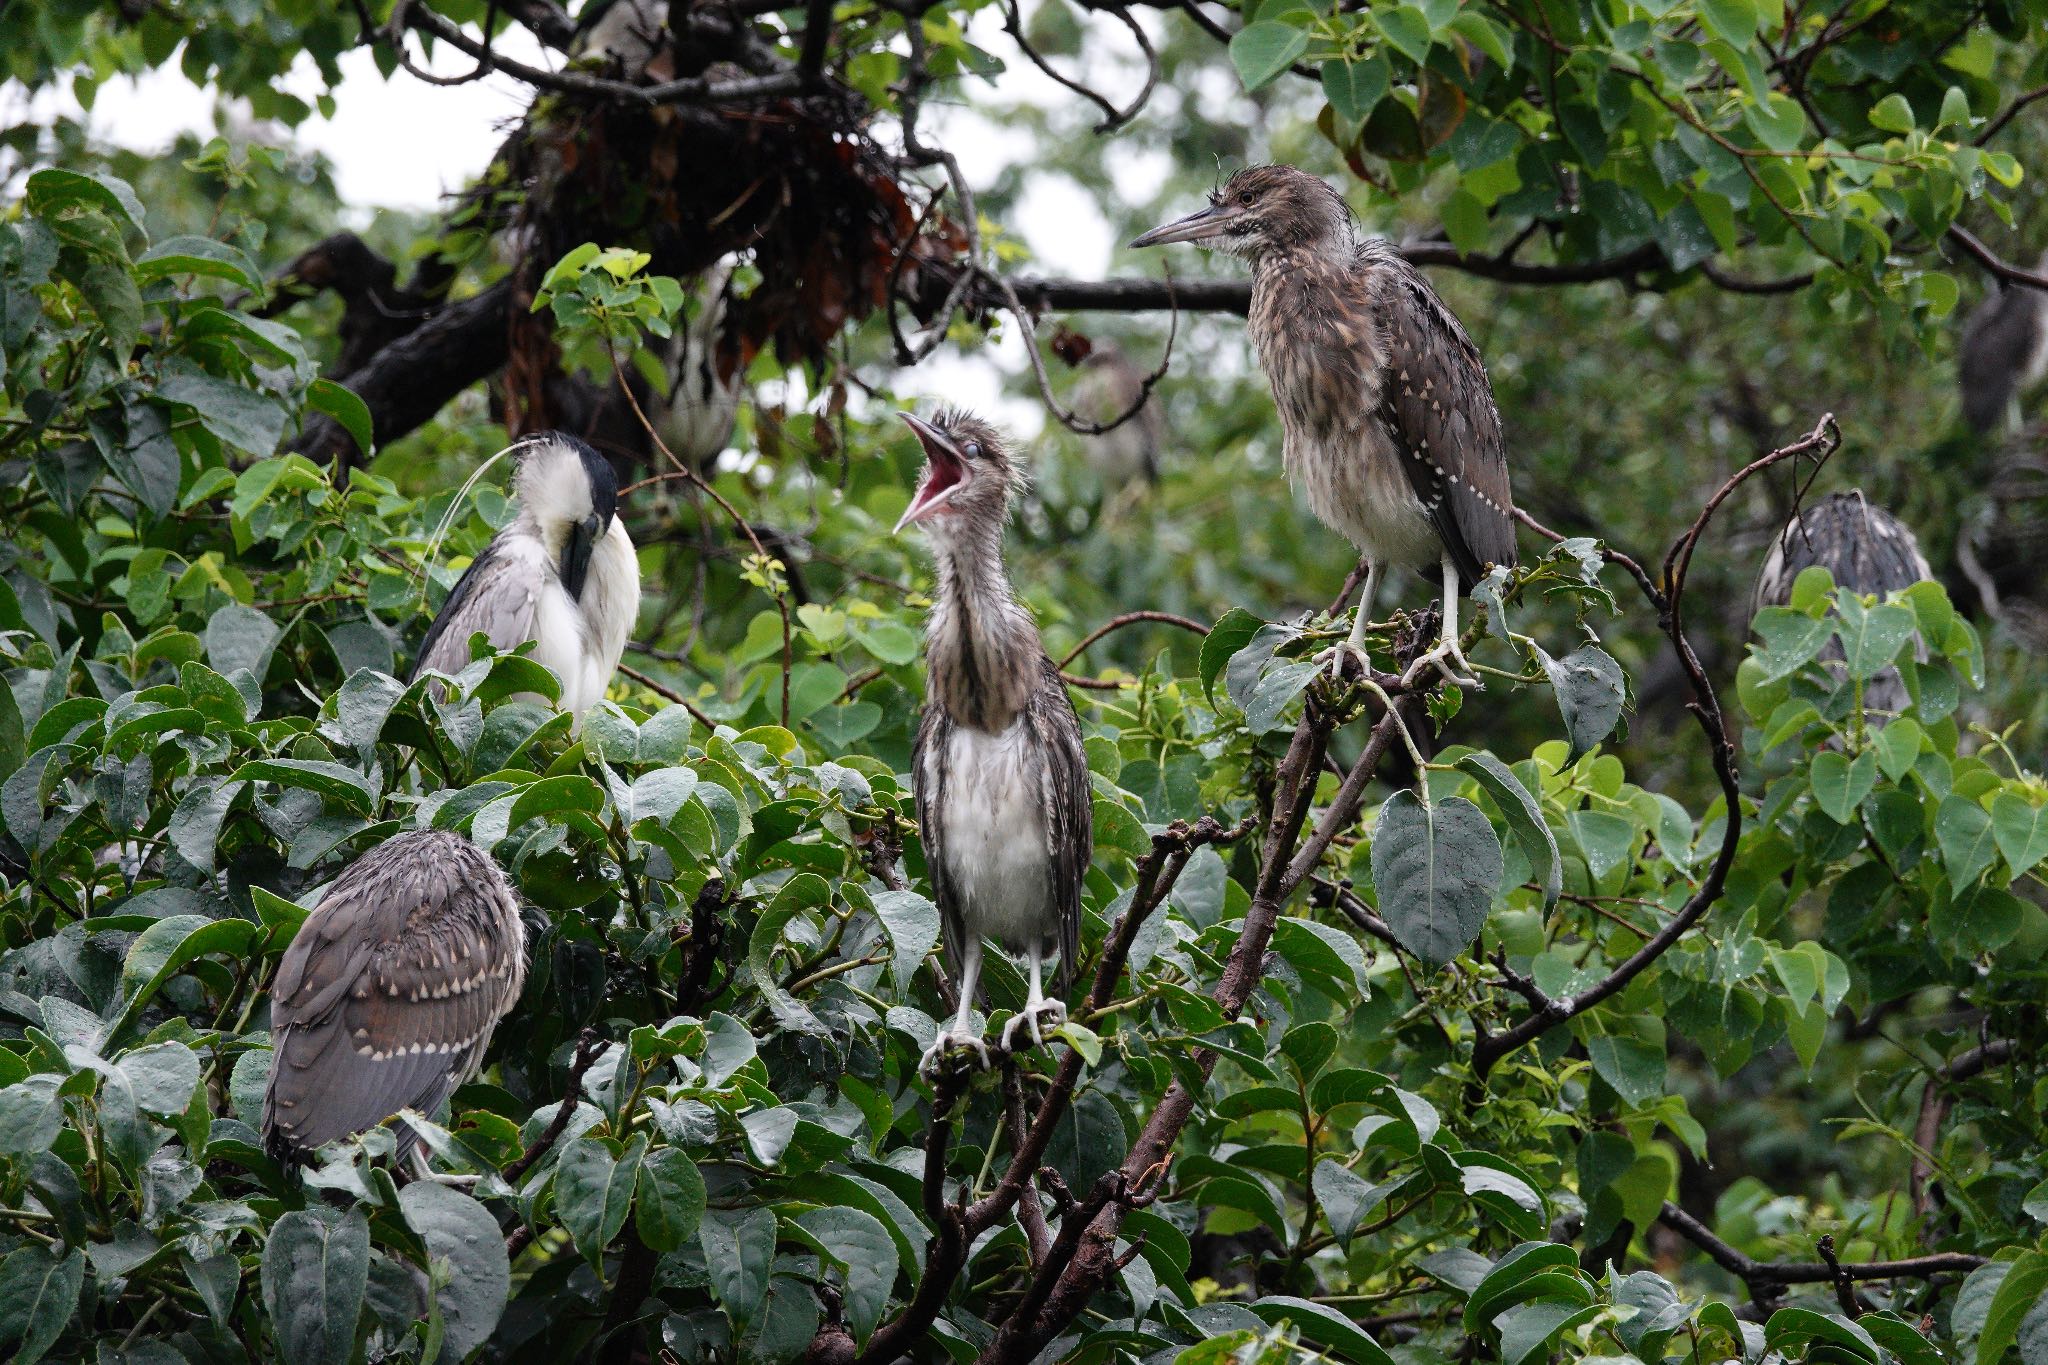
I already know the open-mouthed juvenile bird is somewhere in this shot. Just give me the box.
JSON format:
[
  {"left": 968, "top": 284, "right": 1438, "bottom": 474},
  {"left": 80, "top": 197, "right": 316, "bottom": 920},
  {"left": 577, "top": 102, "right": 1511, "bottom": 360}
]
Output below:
[
  {"left": 1133, "top": 164, "right": 1518, "bottom": 686},
  {"left": 895, "top": 408, "right": 1092, "bottom": 1072},
  {"left": 412, "top": 430, "right": 640, "bottom": 721},
  {"left": 261, "top": 830, "right": 526, "bottom": 1170}
]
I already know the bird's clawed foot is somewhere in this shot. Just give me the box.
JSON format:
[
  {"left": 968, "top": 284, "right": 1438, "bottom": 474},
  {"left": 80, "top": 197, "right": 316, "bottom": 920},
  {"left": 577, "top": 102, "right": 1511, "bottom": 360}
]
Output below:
[
  {"left": 1317, "top": 641, "right": 1373, "bottom": 682},
  {"left": 919, "top": 1028, "right": 993, "bottom": 1076},
  {"left": 1001, "top": 998, "right": 1068, "bottom": 1053},
  {"left": 1401, "top": 636, "right": 1481, "bottom": 690}
]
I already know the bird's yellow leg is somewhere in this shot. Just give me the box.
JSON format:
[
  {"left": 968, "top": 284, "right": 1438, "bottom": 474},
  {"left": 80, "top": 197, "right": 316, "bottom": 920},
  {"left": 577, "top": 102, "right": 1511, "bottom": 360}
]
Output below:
[
  {"left": 1321, "top": 561, "right": 1381, "bottom": 679},
  {"left": 1402, "top": 558, "right": 1480, "bottom": 689}
]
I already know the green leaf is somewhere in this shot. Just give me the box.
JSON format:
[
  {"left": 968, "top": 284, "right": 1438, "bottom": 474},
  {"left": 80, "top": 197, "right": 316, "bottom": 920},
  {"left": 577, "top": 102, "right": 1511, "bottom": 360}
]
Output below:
[
  {"left": 0, "top": 1245, "right": 84, "bottom": 1365},
  {"left": 1323, "top": 58, "right": 1391, "bottom": 136},
  {"left": 1810, "top": 750, "right": 1877, "bottom": 824},
  {"left": 398, "top": 1181, "right": 510, "bottom": 1362},
  {"left": 1585, "top": 1035, "right": 1666, "bottom": 1106},
  {"left": 635, "top": 1146, "right": 707, "bottom": 1252},
  {"left": 1312, "top": 1159, "right": 1389, "bottom": 1248},
  {"left": 25, "top": 167, "right": 145, "bottom": 245},
  {"left": 749, "top": 874, "right": 834, "bottom": 1037},
  {"left": 0, "top": 1076, "right": 65, "bottom": 1156},
  {"left": 1698, "top": 0, "right": 1758, "bottom": 44},
  {"left": 113, "top": 915, "right": 258, "bottom": 1043},
  {"left": 204, "top": 603, "right": 281, "bottom": 679},
  {"left": 793, "top": 1207, "right": 898, "bottom": 1345},
  {"left": 1991, "top": 792, "right": 2048, "bottom": 878},
  {"left": 1247, "top": 1296, "right": 1396, "bottom": 1364},
  {"left": 699, "top": 1206, "right": 777, "bottom": 1327},
  {"left": 556, "top": 1132, "right": 645, "bottom": 1270},
  {"left": 1456, "top": 754, "right": 1558, "bottom": 909},
  {"left": 1373, "top": 792, "right": 1504, "bottom": 966},
  {"left": 260, "top": 1208, "right": 370, "bottom": 1365},
  {"left": 1465, "top": 1243, "right": 1586, "bottom": 1331},
  {"left": 1229, "top": 22, "right": 1310, "bottom": 90},
  {"left": 158, "top": 370, "right": 288, "bottom": 457},
  {"left": 1936, "top": 795, "right": 1998, "bottom": 890},
  {"left": 872, "top": 889, "right": 941, "bottom": 989},
  {"left": 1834, "top": 597, "right": 1917, "bottom": 681},
  {"left": 230, "top": 758, "right": 379, "bottom": 815},
  {"left": 1281, "top": 1020, "right": 1338, "bottom": 1081},
  {"left": 1537, "top": 645, "right": 1626, "bottom": 761},
  {"left": 1376, "top": 6, "right": 1434, "bottom": 63},
  {"left": 307, "top": 379, "right": 376, "bottom": 460},
  {"left": 1869, "top": 92, "right": 1917, "bottom": 133},
  {"left": 135, "top": 234, "right": 263, "bottom": 291},
  {"left": 1765, "top": 1307, "right": 1881, "bottom": 1362},
  {"left": 1976, "top": 1250, "right": 2048, "bottom": 1365}
]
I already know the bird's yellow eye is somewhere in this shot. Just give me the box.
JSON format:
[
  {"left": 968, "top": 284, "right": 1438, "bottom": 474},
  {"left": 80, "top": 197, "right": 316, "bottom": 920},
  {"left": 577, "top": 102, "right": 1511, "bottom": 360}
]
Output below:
[{"left": 962, "top": 440, "right": 982, "bottom": 461}]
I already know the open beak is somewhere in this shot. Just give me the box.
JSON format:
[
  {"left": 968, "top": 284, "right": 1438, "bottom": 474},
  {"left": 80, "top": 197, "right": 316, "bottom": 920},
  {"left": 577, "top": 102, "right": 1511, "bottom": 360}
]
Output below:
[
  {"left": 894, "top": 412, "right": 971, "bottom": 533},
  {"left": 1129, "top": 202, "right": 1245, "bottom": 248}
]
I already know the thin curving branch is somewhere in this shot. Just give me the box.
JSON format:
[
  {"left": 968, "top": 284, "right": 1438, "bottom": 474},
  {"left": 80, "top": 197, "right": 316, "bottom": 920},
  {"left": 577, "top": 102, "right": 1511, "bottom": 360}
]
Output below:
[
  {"left": 1056, "top": 610, "right": 1209, "bottom": 668},
  {"left": 1657, "top": 1202, "right": 1986, "bottom": 1304},
  {"left": 1947, "top": 224, "right": 2048, "bottom": 291},
  {"left": 1471, "top": 414, "right": 1841, "bottom": 1078},
  {"left": 1910, "top": 1037, "right": 2016, "bottom": 1214}
]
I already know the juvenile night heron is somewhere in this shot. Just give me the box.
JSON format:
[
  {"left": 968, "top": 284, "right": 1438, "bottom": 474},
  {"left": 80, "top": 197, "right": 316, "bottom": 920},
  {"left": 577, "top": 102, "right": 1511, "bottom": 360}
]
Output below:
[
  {"left": 895, "top": 409, "right": 1091, "bottom": 1070},
  {"left": 412, "top": 431, "right": 640, "bottom": 719},
  {"left": 1958, "top": 256, "right": 2048, "bottom": 435},
  {"left": 1132, "top": 165, "right": 1518, "bottom": 684},
  {"left": 1752, "top": 490, "right": 1932, "bottom": 719},
  {"left": 261, "top": 830, "right": 526, "bottom": 1166},
  {"left": 1071, "top": 341, "right": 1164, "bottom": 489}
]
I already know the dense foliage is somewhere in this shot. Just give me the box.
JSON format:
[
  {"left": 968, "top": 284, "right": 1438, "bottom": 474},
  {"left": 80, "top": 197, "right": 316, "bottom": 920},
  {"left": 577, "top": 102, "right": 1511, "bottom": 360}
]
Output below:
[{"left": 2, "top": 1, "right": 2048, "bottom": 1364}]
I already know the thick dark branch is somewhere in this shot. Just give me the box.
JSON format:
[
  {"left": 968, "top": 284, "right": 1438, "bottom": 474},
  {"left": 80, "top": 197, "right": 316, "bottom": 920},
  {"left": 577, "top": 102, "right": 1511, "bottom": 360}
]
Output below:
[
  {"left": 1948, "top": 224, "right": 2048, "bottom": 291},
  {"left": 292, "top": 277, "right": 516, "bottom": 467},
  {"left": 502, "top": 1028, "right": 607, "bottom": 1190},
  {"left": 1911, "top": 1037, "right": 2016, "bottom": 1213},
  {"left": 1658, "top": 1203, "right": 1987, "bottom": 1300},
  {"left": 1473, "top": 414, "right": 1841, "bottom": 1076},
  {"left": 499, "top": 0, "right": 575, "bottom": 48}
]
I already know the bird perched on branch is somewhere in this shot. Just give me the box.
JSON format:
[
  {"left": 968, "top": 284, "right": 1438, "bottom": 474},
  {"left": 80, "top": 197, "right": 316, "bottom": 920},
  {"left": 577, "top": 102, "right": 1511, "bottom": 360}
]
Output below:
[
  {"left": 1070, "top": 341, "right": 1164, "bottom": 490},
  {"left": 1752, "top": 489, "right": 1932, "bottom": 719},
  {"left": 1132, "top": 165, "right": 1517, "bottom": 684},
  {"left": 1957, "top": 256, "right": 2048, "bottom": 435},
  {"left": 896, "top": 409, "right": 1091, "bottom": 1071},
  {"left": 412, "top": 432, "right": 640, "bottom": 720},
  {"left": 261, "top": 830, "right": 526, "bottom": 1168}
]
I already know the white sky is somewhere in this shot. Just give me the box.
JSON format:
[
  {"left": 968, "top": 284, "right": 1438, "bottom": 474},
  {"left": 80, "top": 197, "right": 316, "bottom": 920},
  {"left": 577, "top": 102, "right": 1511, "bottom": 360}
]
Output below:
[{"left": 4, "top": 15, "right": 1197, "bottom": 430}]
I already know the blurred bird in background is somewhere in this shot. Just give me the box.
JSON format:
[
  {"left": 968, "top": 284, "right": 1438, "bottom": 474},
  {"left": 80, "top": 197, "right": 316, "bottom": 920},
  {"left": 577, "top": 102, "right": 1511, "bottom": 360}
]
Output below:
[
  {"left": 412, "top": 432, "right": 640, "bottom": 720},
  {"left": 1958, "top": 254, "right": 2048, "bottom": 435},
  {"left": 1068, "top": 339, "right": 1164, "bottom": 491},
  {"left": 896, "top": 409, "right": 1091, "bottom": 1071},
  {"left": 262, "top": 831, "right": 526, "bottom": 1170},
  {"left": 1133, "top": 165, "right": 1518, "bottom": 686},
  {"left": 653, "top": 263, "right": 744, "bottom": 469},
  {"left": 1752, "top": 489, "right": 1932, "bottom": 720}
]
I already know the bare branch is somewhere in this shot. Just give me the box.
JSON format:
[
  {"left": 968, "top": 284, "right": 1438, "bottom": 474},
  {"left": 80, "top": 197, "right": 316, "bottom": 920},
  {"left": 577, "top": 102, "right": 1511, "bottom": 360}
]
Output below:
[
  {"left": 1658, "top": 1203, "right": 1986, "bottom": 1303},
  {"left": 1056, "top": 610, "right": 1209, "bottom": 668},
  {"left": 1948, "top": 224, "right": 2048, "bottom": 292}
]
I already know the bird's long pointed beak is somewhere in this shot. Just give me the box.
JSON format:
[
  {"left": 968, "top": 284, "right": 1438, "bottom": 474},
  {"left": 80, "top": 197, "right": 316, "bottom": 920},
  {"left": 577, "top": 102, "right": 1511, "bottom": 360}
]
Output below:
[
  {"left": 1129, "top": 202, "right": 1242, "bottom": 248},
  {"left": 560, "top": 512, "right": 601, "bottom": 599},
  {"left": 894, "top": 412, "right": 970, "bottom": 534}
]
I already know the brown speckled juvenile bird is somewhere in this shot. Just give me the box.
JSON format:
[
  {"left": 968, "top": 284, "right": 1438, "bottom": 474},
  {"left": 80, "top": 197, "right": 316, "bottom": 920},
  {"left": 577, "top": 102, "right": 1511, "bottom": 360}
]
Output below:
[
  {"left": 895, "top": 409, "right": 1091, "bottom": 1071},
  {"left": 261, "top": 831, "right": 526, "bottom": 1168},
  {"left": 1133, "top": 165, "right": 1517, "bottom": 684}
]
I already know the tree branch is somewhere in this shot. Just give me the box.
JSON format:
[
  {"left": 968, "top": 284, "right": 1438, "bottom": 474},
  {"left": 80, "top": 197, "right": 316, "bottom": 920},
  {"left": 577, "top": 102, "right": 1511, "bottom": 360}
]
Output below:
[
  {"left": 1947, "top": 224, "right": 2048, "bottom": 292},
  {"left": 1657, "top": 1202, "right": 1986, "bottom": 1303},
  {"left": 1911, "top": 1037, "right": 2016, "bottom": 1214},
  {"left": 1472, "top": 414, "right": 1841, "bottom": 1077}
]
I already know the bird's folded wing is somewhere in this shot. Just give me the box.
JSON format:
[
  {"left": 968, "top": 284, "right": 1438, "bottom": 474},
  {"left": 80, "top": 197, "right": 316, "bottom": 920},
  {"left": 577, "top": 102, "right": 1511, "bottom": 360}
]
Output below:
[
  {"left": 410, "top": 533, "right": 548, "bottom": 681},
  {"left": 263, "top": 858, "right": 521, "bottom": 1156},
  {"left": 1374, "top": 262, "right": 1518, "bottom": 584},
  {"left": 1033, "top": 659, "right": 1092, "bottom": 989},
  {"left": 911, "top": 703, "right": 970, "bottom": 978}
]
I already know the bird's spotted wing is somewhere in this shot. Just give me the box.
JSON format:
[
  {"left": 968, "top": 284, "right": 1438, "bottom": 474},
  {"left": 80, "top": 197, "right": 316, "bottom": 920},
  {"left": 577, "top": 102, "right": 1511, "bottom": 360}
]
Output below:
[
  {"left": 911, "top": 702, "right": 972, "bottom": 987},
  {"left": 1031, "top": 658, "right": 1092, "bottom": 990},
  {"left": 262, "top": 836, "right": 525, "bottom": 1163},
  {"left": 1370, "top": 251, "right": 1518, "bottom": 584},
  {"left": 410, "top": 533, "right": 548, "bottom": 682}
]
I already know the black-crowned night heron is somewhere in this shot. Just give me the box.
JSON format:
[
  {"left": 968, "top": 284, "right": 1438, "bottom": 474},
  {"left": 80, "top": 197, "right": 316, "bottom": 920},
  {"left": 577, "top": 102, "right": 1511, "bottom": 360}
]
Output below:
[
  {"left": 1958, "top": 256, "right": 2048, "bottom": 435},
  {"left": 655, "top": 263, "right": 742, "bottom": 468},
  {"left": 895, "top": 409, "right": 1092, "bottom": 1070},
  {"left": 412, "top": 431, "right": 640, "bottom": 719},
  {"left": 261, "top": 830, "right": 525, "bottom": 1166},
  {"left": 1753, "top": 489, "right": 1932, "bottom": 719},
  {"left": 1132, "top": 165, "right": 1518, "bottom": 685},
  {"left": 1072, "top": 341, "right": 1164, "bottom": 489}
]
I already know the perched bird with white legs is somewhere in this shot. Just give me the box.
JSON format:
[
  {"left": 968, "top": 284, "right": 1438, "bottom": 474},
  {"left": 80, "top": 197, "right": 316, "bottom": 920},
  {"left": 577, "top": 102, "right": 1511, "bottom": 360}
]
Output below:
[
  {"left": 261, "top": 830, "right": 526, "bottom": 1168},
  {"left": 412, "top": 431, "right": 640, "bottom": 719},
  {"left": 896, "top": 409, "right": 1092, "bottom": 1071},
  {"left": 1132, "top": 165, "right": 1518, "bottom": 684}
]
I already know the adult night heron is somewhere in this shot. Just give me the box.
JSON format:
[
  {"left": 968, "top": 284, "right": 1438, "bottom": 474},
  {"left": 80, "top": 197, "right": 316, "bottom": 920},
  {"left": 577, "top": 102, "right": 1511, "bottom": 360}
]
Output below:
[
  {"left": 261, "top": 830, "right": 526, "bottom": 1166},
  {"left": 1132, "top": 165, "right": 1518, "bottom": 684},
  {"left": 1752, "top": 490, "right": 1932, "bottom": 719},
  {"left": 412, "top": 431, "right": 640, "bottom": 719},
  {"left": 895, "top": 409, "right": 1091, "bottom": 1070}
]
